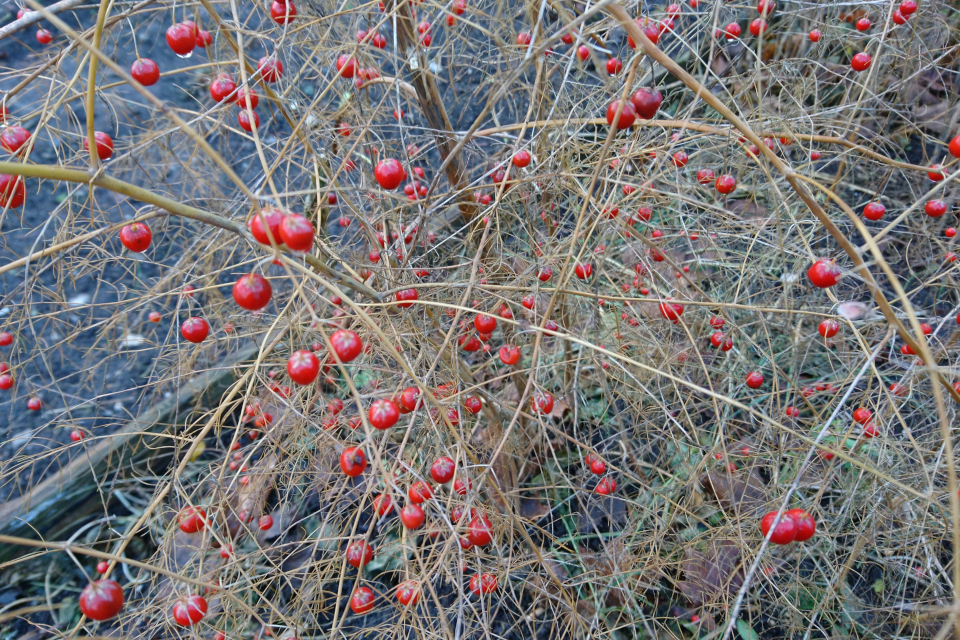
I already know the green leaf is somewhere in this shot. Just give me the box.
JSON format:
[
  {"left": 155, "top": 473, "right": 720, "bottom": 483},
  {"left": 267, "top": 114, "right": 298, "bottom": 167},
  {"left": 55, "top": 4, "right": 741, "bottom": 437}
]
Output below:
[
  {"left": 736, "top": 618, "right": 760, "bottom": 640},
  {"left": 872, "top": 578, "right": 884, "bottom": 594}
]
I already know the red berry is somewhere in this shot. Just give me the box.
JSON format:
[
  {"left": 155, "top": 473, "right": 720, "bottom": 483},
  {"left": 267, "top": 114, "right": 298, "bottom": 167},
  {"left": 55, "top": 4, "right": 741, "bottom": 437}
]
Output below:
[
  {"left": 232, "top": 273, "right": 272, "bottom": 310},
  {"left": 210, "top": 74, "right": 237, "bottom": 102},
  {"left": 119, "top": 222, "right": 152, "bottom": 252},
  {"left": 340, "top": 447, "right": 367, "bottom": 476},
  {"left": 807, "top": 258, "right": 841, "bottom": 288},
  {"left": 851, "top": 52, "right": 871, "bottom": 72},
  {"left": 287, "top": 350, "right": 319, "bottom": 385},
  {"left": 784, "top": 508, "right": 816, "bottom": 542},
  {"left": 270, "top": 0, "right": 296, "bottom": 23},
  {"left": 131, "top": 58, "right": 160, "bottom": 85},
  {"left": 818, "top": 319, "right": 839, "bottom": 338},
  {"left": 760, "top": 511, "right": 797, "bottom": 544},
  {"left": 396, "top": 580, "right": 420, "bottom": 605},
  {"left": 350, "top": 587, "right": 375, "bottom": 614},
  {"left": 375, "top": 158, "right": 406, "bottom": 189},
  {"left": 431, "top": 456, "right": 456, "bottom": 483},
  {"left": 400, "top": 503, "right": 425, "bottom": 529},
  {"left": 166, "top": 23, "right": 196, "bottom": 56},
  {"left": 335, "top": 54, "right": 356, "bottom": 78},
  {"left": 630, "top": 87, "right": 663, "bottom": 119},
  {"left": 605, "top": 57, "right": 622, "bottom": 75},
  {"left": 469, "top": 573, "right": 498, "bottom": 595},
  {"left": 671, "top": 150, "right": 688, "bottom": 167},
  {"left": 408, "top": 480, "right": 434, "bottom": 504},
  {"left": 396, "top": 288, "right": 418, "bottom": 308},
  {"left": 595, "top": 477, "right": 616, "bottom": 494},
  {"left": 574, "top": 263, "right": 593, "bottom": 279},
  {"left": 258, "top": 514, "right": 273, "bottom": 530},
  {"left": 180, "top": 317, "right": 209, "bottom": 343},
  {"left": 96, "top": 561, "right": 109, "bottom": 574},
  {"left": 696, "top": 168, "right": 714, "bottom": 184},
  {"left": 749, "top": 18, "right": 767, "bottom": 36},
  {"left": 715, "top": 174, "right": 737, "bottom": 194},
  {"left": 83, "top": 131, "right": 114, "bottom": 160},
  {"left": 926, "top": 200, "right": 947, "bottom": 217},
  {"left": 464, "top": 396, "right": 482, "bottom": 414},
  {"left": 369, "top": 398, "right": 400, "bottom": 429},
  {"left": 27, "top": 396, "right": 41, "bottom": 411},
  {"left": 35, "top": 28, "right": 52, "bottom": 44},
  {"left": 530, "top": 392, "right": 554, "bottom": 414},
  {"left": 171, "top": 595, "right": 207, "bottom": 626},
  {"left": 724, "top": 22, "right": 741, "bottom": 39},
  {"left": 345, "top": 540, "right": 374, "bottom": 567},
  {"left": 330, "top": 329, "right": 362, "bottom": 363},
  {"left": 499, "top": 344, "right": 520, "bottom": 365},
  {"left": 279, "top": 214, "right": 315, "bottom": 252},
  {"left": 808, "top": 29, "right": 822, "bottom": 42},
  {"left": 512, "top": 150, "right": 531, "bottom": 168},
  {"left": 474, "top": 314, "right": 497, "bottom": 333},
  {"left": 79, "top": 580, "right": 124, "bottom": 621},
  {"left": 855, "top": 17, "right": 871, "bottom": 31},
  {"left": 235, "top": 87, "right": 259, "bottom": 109},
  {"left": 659, "top": 301, "right": 684, "bottom": 323},
  {"left": 745, "top": 371, "right": 764, "bottom": 388},
  {"left": 853, "top": 407, "right": 872, "bottom": 424},
  {"left": 248, "top": 207, "right": 284, "bottom": 244},
  {"left": 606, "top": 99, "right": 637, "bottom": 130},
  {"left": 258, "top": 57, "right": 283, "bottom": 83},
  {"left": 373, "top": 493, "right": 393, "bottom": 515},
  {"left": 516, "top": 31, "right": 531, "bottom": 46},
  {"left": 862, "top": 202, "right": 885, "bottom": 220},
  {"left": 0, "top": 125, "right": 29, "bottom": 153},
  {"left": 468, "top": 515, "right": 493, "bottom": 546},
  {"left": 238, "top": 110, "right": 259, "bottom": 132},
  {"left": 900, "top": 0, "right": 917, "bottom": 14}
]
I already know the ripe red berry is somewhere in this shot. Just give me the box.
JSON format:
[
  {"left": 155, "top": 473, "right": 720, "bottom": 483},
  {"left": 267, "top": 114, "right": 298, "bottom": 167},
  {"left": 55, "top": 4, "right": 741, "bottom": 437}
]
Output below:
[
  {"left": 431, "top": 456, "right": 456, "bottom": 483},
  {"left": 396, "top": 288, "right": 418, "bottom": 308},
  {"left": 807, "top": 258, "right": 841, "bottom": 288},
  {"left": 172, "top": 595, "right": 207, "bottom": 626},
  {"left": 0, "top": 125, "right": 30, "bottom": 154},
  {"left": 595, "top": 477, "right": 617, "bottom": 494},
  {"left": 808, "top": 29, "right": 822, "bottom": 42},
  {"left": 270, "top": 0, "right": 296, "bottom": 23},
  {"left": 369, "top": 398, "right": 400, "bottom": 429},
  {"left": 195, "top": 29, "right": 212, "bottom": 47},
  {"left": 926, "top": 200, "right": 947, "bottom": 217},
  {"left": 180, "top": 317, "right": 209, "bottom": 343},
  {"left": 818, "top": 319, "right": 839, "bottom": 338},
  {"left": 512, "top": 150, "right": 531, "bottom": 168},
  {"left": 852, "top": 407, "right": 872, "bottom": 424},
  {"left": 350, "top": 587, "right": 375, "bottom": 614},
  {"left": 745, "top": 371, "right": 764, "bottom": 388},
  {"left": 79, "top": 579, "right": 124, "bottom": 621},
  {"left": 749, "top": 18, "right": 767, "bottom": 36},
  {"left": 258, "top": 514, "right": 273, "bottom": 530},
  {"left": 396, "top": 580, "right": 420, "bottom": 606},
  {"left": 96, "top": 561, "right": 109, "bottom": 573},
  {"left": 855, "top": 17, "right": 871, "bottom": 31},
  {"left": 408, "top": 480, "right": 434, "bottom": 504},
  {"left": 631, "top": 87, "right": 663, "bottom": 119},
  {"left": 35, "top": 28, "right": 52, "bottom": 44},
  {"left": 238, "top": 110, "right": 259, "bottom": 132},
  {"left": 498, "top": 344, "right": 520, "bottom": 365},
  {"left": 287, "top": 350, "right": 319, "bottom": 385},
  {"left": 784, "top": 508, "right": 816, "bottom": 541},
  {"left": 210, "top": 74, "right": 237, "bottom": 102},
  {"left": 464, "top": 396, "right": 482, "bottom": 414},
  {"left": 850, "top": 52, "right": 871, "bottom": 72},
  {"left": 400, "top": 503, "right": 425, "bottom": 529},
  {"left": 258, "top": 57, "right": 284, "bottom": 82},
  {"left": 900, "top": 0, "right": 917, "bottom": 14},
  {"left": 760, "top": 511, "right": 797, "bottom": 544},
  {"left": 605, "top": 57, "right": 622, "bottom": 75},
  {"left": 374, "top": 158, "right": 406, "bottom": 189},
  {"left": 606, "top": 99, "right": 637, "bottom": 130},
  {"left": 724, "top": 22, "right": 741, "bottom": 39},
  {"left": 863, "top": 202, "right": 885, "bottom": 220},
  {"left": 0, "top": 332, "right": 11, "bottom": 347},
  {"left": 696, "top": 168, "right": 715, "bottom": 184},
  {"left": 235, "top": 87, "right": 259, "bottom": 109},
  {"left": 577, "top": 44, "right": 589, "bottom": 60},
  {"left": 469, "top": 573, "right": 498, "bottom": 595},
  {"left": 177, "top": 506, "right": 206, "bottom": 533},
  {"left": 0, "top": 173, "right": 27, "bottom": 208},
  {"left": 372, "top": 493, "right": 393, "bottom": 516},
  {"left": 574, "top": 263, "right": 593, "bottom": 279},
  {"left": 279, "top": 213, "right": 315, "bottom": 252},
  {"left": 131, "top": 58, "right": 160, "bottom": 85},
  {"left": 715, "top": 174, "right": 737, "bottom": 194},
  {"left": 119, "top": 222, "right": 152, "bottom": 252},
  {"left": 27, "top": 396, "right": 41, "bottom": 411},
  {"left": 474, "top": 313, "right": 497, "bottom": 333},
  {"left": 345, "top": 539, "right": 374, "bottom": 567},
  {"left": 335, "top": 54, "right": 357, "bottom": 78},
  {"left": 468, "top": 515, "right": 493, "bottom": 546},
  {"left": 166, "top": 23, "right": 196, "bottom": 56},
  {"left": 232, "top": 273, "right": 272, "bottom": 310},
  {"left": 329, "top": 329, "right": 362, "bottom": 363},
  {"left": 84, "top": 131, "right": 114, "bottom": 160},
  {"left": 340, "top": 447, "right": 367, "bottom": 476},
  {"left": 659, "top": 301, "right": 684, "bottom": 323},
  {"left": 892, "top": 9, "right": 907, "bottom": 24},
  {"left": 248, "top": 207, "right": 284, "bottom": 244},
  {"left": 524, "top": 392, "right": 553, "bottom": 418}
]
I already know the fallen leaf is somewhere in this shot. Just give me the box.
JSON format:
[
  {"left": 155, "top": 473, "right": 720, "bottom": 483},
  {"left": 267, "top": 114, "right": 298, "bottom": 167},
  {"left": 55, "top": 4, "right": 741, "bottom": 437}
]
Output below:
[
  {"left": 678, "top": 539, "right": 744, "bottom": 606},
  {"left": 700, "top": 471, "right": 767, "bottom": 517},
  {"left": 520, "top": 498, "right": 550, "bottom": 520}
]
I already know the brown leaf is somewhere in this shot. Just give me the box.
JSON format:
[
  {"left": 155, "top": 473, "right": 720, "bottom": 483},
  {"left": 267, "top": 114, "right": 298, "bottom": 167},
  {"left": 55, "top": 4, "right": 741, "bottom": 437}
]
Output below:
[
  {"left": 700, "top": 470, "right": 767, "bottom": 518},
  {"left": 678, "top": 539, "right": 744, "bottom": 606}
]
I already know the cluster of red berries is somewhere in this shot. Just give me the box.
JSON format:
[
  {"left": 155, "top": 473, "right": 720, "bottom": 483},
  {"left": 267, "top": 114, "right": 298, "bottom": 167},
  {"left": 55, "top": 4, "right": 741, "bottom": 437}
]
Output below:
[{"left": 760, "top": 508, "right": 817, "bottom": 545}]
